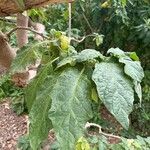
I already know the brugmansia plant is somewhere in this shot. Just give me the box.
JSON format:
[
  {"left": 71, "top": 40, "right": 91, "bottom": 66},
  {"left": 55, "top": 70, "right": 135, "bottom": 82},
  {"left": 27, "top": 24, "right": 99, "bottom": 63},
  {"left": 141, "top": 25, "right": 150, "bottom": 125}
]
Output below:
[{"left": 10, "top": 29, "right": 144, "bottom": 150}]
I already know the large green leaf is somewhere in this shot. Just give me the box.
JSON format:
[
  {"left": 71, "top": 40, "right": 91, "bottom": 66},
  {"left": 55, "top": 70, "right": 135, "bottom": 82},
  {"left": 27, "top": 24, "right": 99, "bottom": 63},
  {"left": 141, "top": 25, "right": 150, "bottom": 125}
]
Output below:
[
  {"left": 11, "top": 41, "right": 47, "bottom": 73},
  {"left": 49, "top": 67, "right": 93, "bottom": 149},
  {"left": 25, "top": 62, "right": 52, "bottom": 112},
  {"left": 29, "top": 72, "right": 59, "bottom": 150},
  {"left": 92, "top": 62, "right": 134, "bottom": 129},
  {"left": 119, "top": 57, "right": 144, "bottom": 82}
]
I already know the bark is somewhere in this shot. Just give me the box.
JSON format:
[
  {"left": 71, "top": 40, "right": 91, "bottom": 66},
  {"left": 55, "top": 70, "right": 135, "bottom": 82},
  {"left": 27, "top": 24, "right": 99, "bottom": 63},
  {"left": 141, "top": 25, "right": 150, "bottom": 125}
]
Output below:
[
  {"left": 16, "top": 12, "right": 29, "bottom": 48},
  {"left": 0, "top": 31, "right": 16, "bottom": 74},
  {"left": 0, "top": 0, "right": 74, "bottom": 17}
]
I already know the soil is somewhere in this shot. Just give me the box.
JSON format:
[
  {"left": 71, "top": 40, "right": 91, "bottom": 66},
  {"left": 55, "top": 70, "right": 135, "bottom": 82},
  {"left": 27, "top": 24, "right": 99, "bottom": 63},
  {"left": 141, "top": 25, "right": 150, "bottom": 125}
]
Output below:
[
  {"left": 0, "top": 100, "right": 55, "bottom": 150},
  {"left": 0, "top": 100, "right": 27, "bottom": 150}
]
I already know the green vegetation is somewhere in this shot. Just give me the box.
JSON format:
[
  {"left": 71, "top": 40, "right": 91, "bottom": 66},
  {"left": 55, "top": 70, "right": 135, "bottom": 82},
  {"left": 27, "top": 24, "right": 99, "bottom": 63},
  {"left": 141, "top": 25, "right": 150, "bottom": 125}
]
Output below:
[{"left": 0, "top": 0, "right": 150, "bottom": 149}]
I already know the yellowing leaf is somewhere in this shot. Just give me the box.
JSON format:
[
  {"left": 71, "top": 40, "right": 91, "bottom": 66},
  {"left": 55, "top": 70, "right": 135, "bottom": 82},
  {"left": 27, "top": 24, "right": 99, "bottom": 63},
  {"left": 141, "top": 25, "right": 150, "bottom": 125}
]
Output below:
[
  {"left": 91, "top": 88, "right": 99, "bottom": 103},
  {"left": 60, "top": 35, "right": 70, "bottom": 51},
  {"left": 76, "top": 137, "right": 90, "bottom": 150},
  {"left": 101, "top": 0, "right": 111, "bottom": 8}
]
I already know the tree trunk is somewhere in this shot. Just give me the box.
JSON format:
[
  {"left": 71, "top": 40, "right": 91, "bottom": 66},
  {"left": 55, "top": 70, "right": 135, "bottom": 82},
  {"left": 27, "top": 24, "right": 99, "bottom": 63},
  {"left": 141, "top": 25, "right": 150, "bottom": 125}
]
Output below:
[
  {"left": 0, "top": 0, "right": 74, "bottom": 17},
  {"left": 0, "top": 31, "right": 16, "bottom": 74},
  {"left": 16, "top": 12, "right": 29, "bottom": 48}
]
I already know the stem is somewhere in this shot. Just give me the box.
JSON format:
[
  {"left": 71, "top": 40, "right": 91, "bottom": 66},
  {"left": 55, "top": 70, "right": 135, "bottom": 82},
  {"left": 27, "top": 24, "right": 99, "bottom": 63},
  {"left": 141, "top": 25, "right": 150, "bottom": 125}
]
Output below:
[
  {"left": 82, "top": 13, "right": 93, "bottom": 33},
  {"left": 70, "top": 34, "right": 96, "bottom": 43},
  {"left": 6, "top": 26, "right": 49, "bottom": 40},
  {"left": 85, "top": 122, "right": 121, "bottom": 140},
  {"left": 68, "top": 2, "right": 72, "bottom": 39},
  {"left": 0, "top": 17, "right": 16, "bottom": 24}
]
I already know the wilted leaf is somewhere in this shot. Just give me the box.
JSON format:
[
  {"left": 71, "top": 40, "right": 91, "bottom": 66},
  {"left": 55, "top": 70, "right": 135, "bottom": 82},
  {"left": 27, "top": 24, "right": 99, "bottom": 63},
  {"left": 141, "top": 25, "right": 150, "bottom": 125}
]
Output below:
[
  {"left": 119, "top": 57, "right": 144, "bottom": 82},
  {"left": 92, "top": 62, "right": 134, "bottom": 129}
]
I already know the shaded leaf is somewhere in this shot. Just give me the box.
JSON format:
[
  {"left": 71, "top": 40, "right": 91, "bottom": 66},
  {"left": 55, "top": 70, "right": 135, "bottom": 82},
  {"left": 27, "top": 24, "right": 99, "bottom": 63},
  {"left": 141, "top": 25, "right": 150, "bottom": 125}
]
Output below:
[
  {"left": 92, "top": 62, "right": 134, "bottom": 129},
  {"left": 134, "top": 81, "right": 142, "bottom": 104},
  {"left": 25, "top": 62, "right": 52, "bottom": 112},
  {"left": 49, "top": 67, "right": 93, "bottom": 149},
  {"left": 91, "top": 88, "right": 99, "bottom": 103}
]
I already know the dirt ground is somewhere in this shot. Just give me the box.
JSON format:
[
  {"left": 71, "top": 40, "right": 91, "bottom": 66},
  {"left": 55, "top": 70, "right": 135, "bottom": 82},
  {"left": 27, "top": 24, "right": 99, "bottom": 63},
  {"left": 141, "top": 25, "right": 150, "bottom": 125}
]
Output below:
[
  {"left": 0, "top": 100, "right": 27, "bottom": 150},
  {"left": 0, "top": 100, "right": 55, "bottom": 150}
]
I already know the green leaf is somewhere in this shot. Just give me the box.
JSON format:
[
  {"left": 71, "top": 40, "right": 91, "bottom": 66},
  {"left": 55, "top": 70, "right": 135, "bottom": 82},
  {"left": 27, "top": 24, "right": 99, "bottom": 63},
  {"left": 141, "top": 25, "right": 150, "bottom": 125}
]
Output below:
[
  {"left": 94, "top": 34, "right": 104, "bottom": 46},
  {"left": 92, "top": 62, "right": 134, "bottom": 129},
  {"left": 25, "top": 62, "right": 53, "bottom": 112},
  {"left": 49, "top": 67, "right": 93, "bottom": 149},
  {"left": 128, "top": 52, "right": 139, "bottom": 61},
  {"left": 76, "top": 137, "right": 90, "bottom": 150},
  {"left": 56, "top": 56, "right": 76, "bottom": 69},
  {"left": 119, "top": 57, "right": 144, "bottom": 82},
  {"left": 17, "top": 135, "right": 31, "bottom": 150},
  {"left": 107, "top": 48, "right": 125, "bottom": 57},
  {"left": 121, "top": 0, "right": 127, "bottom": 7},
  {"left": 75, "top": 49, "right": 104, "bottom": 62},
  {"left": 29, "top": 72, "right": 59, "bottom": 150},
  {"left": 10, "top": 41, "right": 47, "bottom": 73},
  {"left": 98, "top": 135, "right": 108, "bottom": 150}
]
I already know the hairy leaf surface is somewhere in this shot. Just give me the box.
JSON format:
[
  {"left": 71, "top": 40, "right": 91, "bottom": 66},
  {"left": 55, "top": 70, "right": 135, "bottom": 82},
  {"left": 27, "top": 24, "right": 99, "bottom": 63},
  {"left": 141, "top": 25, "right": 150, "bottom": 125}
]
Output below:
[
  {"left": 49, "top": 67, "right": 93, "bottom": 149},
  {"left": 92, "top": 62, "right": 134, "bottom": 129}
]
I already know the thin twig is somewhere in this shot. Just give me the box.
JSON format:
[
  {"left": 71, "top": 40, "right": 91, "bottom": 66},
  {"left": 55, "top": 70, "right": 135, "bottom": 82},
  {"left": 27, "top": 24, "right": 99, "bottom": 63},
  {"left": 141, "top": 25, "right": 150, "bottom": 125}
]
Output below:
[
  {"left": 0, "top": 17, "right": 16, "bottom": 24},
  {"left": 85, "top": 122, "right": 121, "bottom": 139},
  {"left": 82, "top": 13, "right": 93, "bottom": 33},
  {"left": 68, "top": 2, "right": 72, "bottom": 39},
  {"left": 70, "top": 34, "right": 96, "bottom": 43},
  {"left": 6, "top": 26, "right": 49, "bottom": 40}
]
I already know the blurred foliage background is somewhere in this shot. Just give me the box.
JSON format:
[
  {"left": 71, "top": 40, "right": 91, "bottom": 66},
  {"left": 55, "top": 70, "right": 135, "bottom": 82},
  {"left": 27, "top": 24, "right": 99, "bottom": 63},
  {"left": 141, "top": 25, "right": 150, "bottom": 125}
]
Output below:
[{"left": 0, "top": 0, "right": 149, "bottom": 138}]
